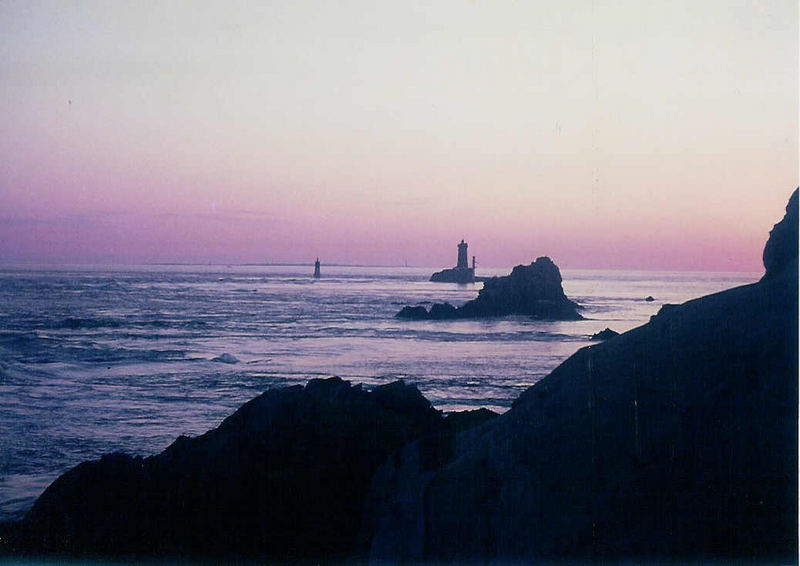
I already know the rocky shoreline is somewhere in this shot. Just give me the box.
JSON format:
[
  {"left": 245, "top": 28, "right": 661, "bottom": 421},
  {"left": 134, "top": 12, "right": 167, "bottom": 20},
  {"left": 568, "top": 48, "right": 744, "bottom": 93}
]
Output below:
[{"left": 1, "top": 190, "right": 796, "bottom": 563}]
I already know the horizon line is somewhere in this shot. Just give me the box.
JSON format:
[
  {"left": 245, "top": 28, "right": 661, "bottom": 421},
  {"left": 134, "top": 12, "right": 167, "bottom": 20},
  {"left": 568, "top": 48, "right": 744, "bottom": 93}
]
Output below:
[{"left": 0, "top": 260, "right": 765, "bottom": 275}]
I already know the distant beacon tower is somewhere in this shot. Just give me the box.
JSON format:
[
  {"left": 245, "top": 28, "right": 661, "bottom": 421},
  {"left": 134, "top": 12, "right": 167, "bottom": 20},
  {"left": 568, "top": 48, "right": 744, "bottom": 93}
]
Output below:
[
  {"left": 457, "top": 240, "right": 469, "bottom": 269},
  {"left": 313, "top": 258, "right": 321, "bottom": 279},
  {"left": 429, "top": 240, "right": 475, "bottom": 283}
]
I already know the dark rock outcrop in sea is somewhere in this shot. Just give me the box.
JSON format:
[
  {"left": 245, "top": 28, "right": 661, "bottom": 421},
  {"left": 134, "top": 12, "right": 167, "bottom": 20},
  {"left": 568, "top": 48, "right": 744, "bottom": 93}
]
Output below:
[
  {"left": 5, "top": 378, "right": 448, "bottom": 559},
  {"left": 395, "top": 305, "right": 430, "bottom": 320},
  {"left": 365, "top": 189, "right": 798, "bottom": 562},
  {"left": 430, "top": 267, "right": 474, "bottom": 284},
  {"left": 398, "top": 256, "right": 581, "bottom": 320},
  {"left": 590, "top": 327, "right": 619, "bottom": 340}
]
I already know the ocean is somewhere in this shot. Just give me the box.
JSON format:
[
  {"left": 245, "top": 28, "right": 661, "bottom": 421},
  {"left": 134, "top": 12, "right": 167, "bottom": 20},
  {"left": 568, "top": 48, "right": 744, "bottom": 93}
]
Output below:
[{"left": 0, "top": 264, "right": 758, "bottom": 521}]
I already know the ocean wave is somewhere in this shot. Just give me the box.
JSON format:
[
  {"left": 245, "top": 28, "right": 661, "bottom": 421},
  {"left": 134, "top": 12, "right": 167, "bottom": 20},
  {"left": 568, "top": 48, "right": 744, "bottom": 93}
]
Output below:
[
  {"left": 46, "top": 317, "right": 209, "bottom": 331},
  {"left": 54, "top": 317, "right": 124, "bottom": 329},
  {"left": 0, "top": 330, "right": 189, "bottom": 364},
  {"left": 212, "top": 353, "right": 239, "bottom": 364},
  {"left": 377, "top": 329, "right": 584, "bottom": 343},
  {"left": 75, "top": 347, "right": 189, "bottom": 364},
  {"left": 0, "top": 331, "right": 53, "bottom": 356}
]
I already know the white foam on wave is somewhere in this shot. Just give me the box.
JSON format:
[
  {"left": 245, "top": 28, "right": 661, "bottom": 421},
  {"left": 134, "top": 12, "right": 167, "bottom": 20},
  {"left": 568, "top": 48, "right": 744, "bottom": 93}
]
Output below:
[{"left": 212, "top": 353, "right": 239, "bottom": 364}]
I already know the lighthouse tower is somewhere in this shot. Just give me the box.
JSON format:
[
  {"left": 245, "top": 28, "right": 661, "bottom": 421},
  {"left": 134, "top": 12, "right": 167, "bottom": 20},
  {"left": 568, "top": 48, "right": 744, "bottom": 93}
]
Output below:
[
  {"left": 457, "top": 240, "right": 469, "bottom": 269},
  {"left": 429, "top": 239, "right": 476, "bottom": 283}
]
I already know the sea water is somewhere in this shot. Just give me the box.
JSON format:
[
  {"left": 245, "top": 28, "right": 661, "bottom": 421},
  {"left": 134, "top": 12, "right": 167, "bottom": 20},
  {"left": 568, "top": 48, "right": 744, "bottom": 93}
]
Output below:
[{"left": 0, "top": 264, "right": 758, "bottom": 521}]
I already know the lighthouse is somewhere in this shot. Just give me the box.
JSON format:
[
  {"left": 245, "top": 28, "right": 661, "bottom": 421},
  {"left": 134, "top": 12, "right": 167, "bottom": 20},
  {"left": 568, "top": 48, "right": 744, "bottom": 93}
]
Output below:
[
  {"left": 457, "top": 240, "right": 469, "bottom": 269},
  {"left": 429, "top": 240, "right": 476, "bottom": 283},
  {"left": 313, "top": 258, "right": 321, "bottom": 279}
]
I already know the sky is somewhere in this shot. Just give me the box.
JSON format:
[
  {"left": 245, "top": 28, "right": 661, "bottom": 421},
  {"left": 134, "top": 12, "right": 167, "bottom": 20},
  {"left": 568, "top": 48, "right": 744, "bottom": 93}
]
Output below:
[{"left": 0, "top": 1, "right": 797, "bottom": 270}]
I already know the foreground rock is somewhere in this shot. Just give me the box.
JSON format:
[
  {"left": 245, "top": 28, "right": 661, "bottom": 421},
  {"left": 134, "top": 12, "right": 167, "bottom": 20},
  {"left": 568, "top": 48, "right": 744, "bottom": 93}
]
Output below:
[
  {"left": 7, "top": 378, "right": 446, "bottom": 559},
  {"left": 399, "top": 256, "right": 581, "bottom": 320},
  {"left": 365, "top": 189, "right": 798, "bottom": 562}
]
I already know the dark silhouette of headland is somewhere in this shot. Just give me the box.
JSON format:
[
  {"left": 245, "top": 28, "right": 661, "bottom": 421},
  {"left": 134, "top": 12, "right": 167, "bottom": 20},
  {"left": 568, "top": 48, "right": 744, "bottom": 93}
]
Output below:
[
  {"left": 399, "top": 256, "right": 581, "bottom": 320},
  {"left": 366, "top": 188, "right": 798, "bottom": 562},
  {"left": 430, "top": 239, "right": 476, "bottom": 283},
  {"left": 1, "top": 189, "right": 796, "bottom": 564}
]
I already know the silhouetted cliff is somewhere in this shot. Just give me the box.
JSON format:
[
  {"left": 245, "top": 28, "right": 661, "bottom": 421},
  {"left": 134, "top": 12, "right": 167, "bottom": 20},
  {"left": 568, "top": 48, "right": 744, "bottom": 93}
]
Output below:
[
  {"left": 366, "top": 190, "right": 798, "bottom": 562},
  {"left": 763, "top": 188, "right": 798, "bottom": 280}
]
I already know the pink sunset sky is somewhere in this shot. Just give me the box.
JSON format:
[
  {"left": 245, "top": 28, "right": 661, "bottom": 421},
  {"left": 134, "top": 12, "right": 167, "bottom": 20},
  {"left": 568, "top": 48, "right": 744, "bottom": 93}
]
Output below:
[{"left": 1, "top": 1, "right": 797, "bottom": 271}]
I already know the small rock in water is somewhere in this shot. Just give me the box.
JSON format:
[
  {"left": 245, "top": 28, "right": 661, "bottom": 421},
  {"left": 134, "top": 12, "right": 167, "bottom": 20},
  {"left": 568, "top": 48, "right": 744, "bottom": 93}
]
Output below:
[
  {"left": 395, "top": 306, "right": 430, "bottom": 320},
  {"left": 645, "top": 296, "right": 655, "bottom": 302},
  {"left": 429, "top": 302, "right": 458, "bottom": 320},
  {"left": 212, "top": 353, "right": 239, "bottom": 364}
]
